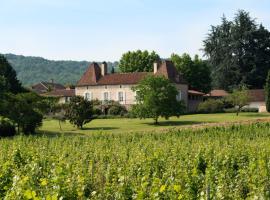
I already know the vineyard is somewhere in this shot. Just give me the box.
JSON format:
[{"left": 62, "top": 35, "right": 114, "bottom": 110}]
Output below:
[{"left": 1, "top": 123, "right": 270, "bottom": 199}]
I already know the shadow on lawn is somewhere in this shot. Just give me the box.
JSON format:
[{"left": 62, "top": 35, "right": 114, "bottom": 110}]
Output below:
[
  {"left": 142, "top": 120, "right": 204, "bottom": 126},
  {"left": 38, "top": 127, "right": 119, "bottom": 137}
]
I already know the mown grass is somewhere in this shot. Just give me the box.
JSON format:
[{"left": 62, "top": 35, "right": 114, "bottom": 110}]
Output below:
[
  {"left": 1, "top": 122, "right": 270, "bottom": 199},
  {"left": 39, "top": 112, "right": 270, "bottom": 135}
]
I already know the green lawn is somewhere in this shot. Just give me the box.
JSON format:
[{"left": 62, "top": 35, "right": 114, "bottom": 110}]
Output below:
[{"left": 39, "top": 112, "right": 270, "bottom": 135}]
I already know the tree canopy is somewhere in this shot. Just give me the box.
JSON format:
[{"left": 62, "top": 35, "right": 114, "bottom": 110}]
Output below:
[
  {"left": 203, "top": 10, "right": 270, "bottom": 90},
  {"left": 226, "top": 86, "right": 249, "bottom": 115},
  {"left": 119, "top": 50, "right": 160, "bottom": 72},
  {"left": 171, "top": 53, "right": 211, "bottom": 93},
  {"left": 65, "top": 96, "right": 95, "bottom": 129},
  {"left": 0, "top": 55, "right": 23, "bottom": 93},
  {"left": 132, "top": 75, "right": 185, "bottom": 124}
]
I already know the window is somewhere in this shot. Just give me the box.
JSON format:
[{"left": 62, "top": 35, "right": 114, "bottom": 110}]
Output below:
[
  {"left": 177, "top": 90, "right": 182, "bottom": 101},
  {"left": 118, "top": 91, "right": 124, "bottom": 102},
  {"left": 85, "top": 92, "right": 91, "bottom": 101},
  {"left": 104, "top": 92, "right": 109, "bottom": 101}
]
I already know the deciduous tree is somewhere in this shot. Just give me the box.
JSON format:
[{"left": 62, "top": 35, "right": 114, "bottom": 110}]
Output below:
[
  {"left": 132, "top": 75, "right": 185, "bottom": 124},
  {"left": 65, "top": 96, "right": 94, "bottom": 129},
  {"left": 119, "top": 50, "right": 160, "bottom": 72},
  {"left": 171, "top": 53, "right": 211, "bottom": 93},
  {"left": 226, "top": 86, "right": 249, "bottom": 115}
]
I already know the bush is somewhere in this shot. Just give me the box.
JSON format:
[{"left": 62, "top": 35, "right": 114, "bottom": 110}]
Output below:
[
  {"left": 224, "top": 107, "right": 259, "bottom": 113},
  {"left": 198, "top": 99, "right": 224, "bottom": 113},
  {"left": 0, "top": 119, "right": 16, "bottom": 137},
  {"left": 108, "top": 104, "right": 127, "bottom": 116}
]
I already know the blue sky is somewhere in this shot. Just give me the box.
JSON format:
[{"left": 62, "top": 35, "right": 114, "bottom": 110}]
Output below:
[{"left": 1, "top": 0, "right": 270, "bottom": 61}]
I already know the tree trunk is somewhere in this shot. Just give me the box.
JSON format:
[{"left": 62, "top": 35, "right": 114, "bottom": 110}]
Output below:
[
  {"left": 58, "top": 120, "right": 62, "bottom": 131},
  {"left": 154, "top": 117, "right": 158, "bottom": 125}
]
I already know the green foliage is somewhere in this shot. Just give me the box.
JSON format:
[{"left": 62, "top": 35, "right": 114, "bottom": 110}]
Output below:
[
  {"left": 108, "top": 103, "right": 127, "bottom": 116},
  {"left": 132, "top": 75, "right": 185, "bottom": 124},
  {"left": 4, "top": 54, "right": 118, "bottom": 86},
  {"left": 3, "top": 92, "right": 43, "bottom": 134},
  {"left": 198, "top": 99, "right": 224, "bottom": 113},
  {"left": 171, "top": 53, "right": 211, "bottom": 93},
  {"left": 0, "top": 55, "right": 23, "bottom": 94},
  {"left": 226, "top": 86, "right": 249, "bottom": 116},
  {"left": 65, "top": 96, "right": 94, "bottom": 129},
  {"left": 0, "top": 123, "right": 270, "bottom": 198},
  {"left": 119, "top": 50, "right": 160, "bottom": 72},
  {"left": 0, "top": 119, "right": 16, "bottom": 137},
  {"left": 265, "top": 70, "right": 270, "bottom": 112},
  {"left": 204, "top": 10, "right": 270, "bottom": 90}
]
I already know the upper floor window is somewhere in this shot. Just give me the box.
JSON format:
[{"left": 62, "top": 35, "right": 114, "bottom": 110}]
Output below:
[
  {"left": 85, "top": 92, "right": 91, "bottom": 101},
  {"left": 118, "top": 91, "right": 124, "bottom": 102}
]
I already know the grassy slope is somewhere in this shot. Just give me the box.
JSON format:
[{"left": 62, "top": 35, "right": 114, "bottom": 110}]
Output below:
[{"left": 39, "top": 112, "right": 270, "bottom": 135}]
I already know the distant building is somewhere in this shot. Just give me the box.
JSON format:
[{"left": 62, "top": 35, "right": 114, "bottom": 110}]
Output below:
[
  {"left": 205, "top": 89, "right": 229, "bottom": 99},
  {"left": 188, "top": 90, "right": 205, "bottom": 112},
  {"left": 245, "top": 89, "right": 266, "bottom": 113},
  {"left": 42, "top": 88, "right": 75, "bottom": 104},
  {"left": 31, "top": 81, "right": 66, "bottom": 94},
  {"left": 75, "top": 60, "right": 189, "bottom": 109}
]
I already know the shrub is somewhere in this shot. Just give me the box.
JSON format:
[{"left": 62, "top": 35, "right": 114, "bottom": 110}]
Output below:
[
  {"left": 108, "top": 104, "right": 127, "bottom": 116},
  {"left": 198, "top": 99, "right": 224, "bottom": 113},
  {"left": 0, "top": 119, "right": 16, "bottom": 137},
  {"left": 241, "top": 107, "right": 259, "bottom": 112},
  {"left": 224, "top": 107, "right": 259, "bottom": 113}
]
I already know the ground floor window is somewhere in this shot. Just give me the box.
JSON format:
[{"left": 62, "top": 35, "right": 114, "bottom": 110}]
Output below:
[
  {"left": 84, "top": 92, "right": 91, "bottom": 101},
  {"left": 177, "top": 90, "right": 182, "bottom": 101},
  {"left": 118, "top": 91, "right": 124, "bottom": 102},
  {"left": 104, "top": 92, "right": 109, "bottom": 101}
]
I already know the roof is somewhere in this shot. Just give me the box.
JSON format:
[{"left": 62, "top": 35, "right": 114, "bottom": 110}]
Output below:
[
  {"left": 77, "top": 60, "right": 186, "bottom": 86},
  {"left": 188, "top": 90, "right": 205, "bottom": 96},
  {"left": 98, "top": 72, "right": 150, "bottom": 85},
  {"left": 31, "top": 82, "right": 66, "bottom": 94},
  {"left": 42, "top": 89, "right": 75, "bottom": 97},
  {"left": 77, "top": 63, "right": 101, "bottom": 86},
  {"left": 248, "top": 89, "right": 265, "bottom": 102},
  {"left": 205, "top": 89, "right": 229, "bottom": 97}
]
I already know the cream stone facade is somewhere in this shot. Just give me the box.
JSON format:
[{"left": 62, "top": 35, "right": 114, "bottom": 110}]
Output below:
[
  {"left": 75, "top": 60, "right": 189, "bottom": 110},
  {"left": 76, "top": 83, "right": 188, "bottom": 109}
]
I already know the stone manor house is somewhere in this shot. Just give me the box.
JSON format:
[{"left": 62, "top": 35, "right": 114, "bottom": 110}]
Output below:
[{"left": 75, "top": 60, "right": 189, "bottom": 109}]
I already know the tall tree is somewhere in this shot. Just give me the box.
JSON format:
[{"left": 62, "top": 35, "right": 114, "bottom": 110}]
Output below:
[
  {"left": 0, "top": 55, "right": 22, "bottom": 93},
  {"left": 171, "top": 53, "right": 211, "bottom": 93},
  {"left": 203, "top": 10, "right": 270, "bottom": 90},
  {"left": 132, "top": 75, "right": 185, "bottom": 124},
  {"left": 119, "top": 50, "right": 160, "bottom": 72},
  {"left": 265, "top": 70, "right": 270, "bottom": 112}
]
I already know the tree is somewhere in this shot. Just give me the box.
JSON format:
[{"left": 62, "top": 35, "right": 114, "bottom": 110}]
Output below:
[
  {"left": 119, "top": 50, "right": 160, "bottom": 72},
  {"left": 203, "top": 10, "right": 270, "bottom": 90},
  {"left": 0, "top": 55, "right": 22, "bottom": 93},
  {"left": 226, "top": 86, "right": 249, "bottom": 115},
  {"left": 171, "top": 53, "right": 211, "bottom": 93},
  {"left": 65, "top": 96, "right": 94, "bottom": 129},
  {"left": 265, "top": 70, "right": 270, "bottom": 112},
  {"left": 132, "top": 75, "right": 185, "bottom": 124},
  {"left": 3, "top": 92, "right": 43, "bottom": 134}
]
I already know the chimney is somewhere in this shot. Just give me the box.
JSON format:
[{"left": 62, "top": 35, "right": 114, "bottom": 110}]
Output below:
[
  {"left": 153, "top": 62, "right": 159, "bottom": 73},
  {"left": 101, "top": 62, "right": 107, "bottom": 76}
]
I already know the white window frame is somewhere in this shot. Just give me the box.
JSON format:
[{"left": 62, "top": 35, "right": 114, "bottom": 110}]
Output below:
[
  {"left": 118, "top": 91, "right": 124, "bottom": 103},
  {"left": 103, "top": 91, "right": 110, "bottom": 101},
  {"left": 84, "top": 92, "right": 92, "bottom": 101}
]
